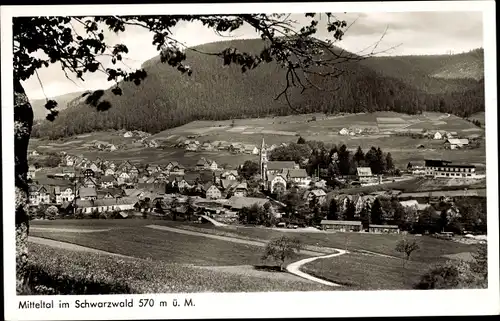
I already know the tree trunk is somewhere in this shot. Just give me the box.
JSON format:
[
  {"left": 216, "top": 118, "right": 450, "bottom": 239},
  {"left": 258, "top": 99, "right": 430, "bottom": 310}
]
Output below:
[{"left": 14, "top": 78, "right": 34, "bottom": 293}]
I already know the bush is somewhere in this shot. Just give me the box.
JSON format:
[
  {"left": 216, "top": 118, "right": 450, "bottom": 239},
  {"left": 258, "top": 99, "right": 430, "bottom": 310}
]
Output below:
[{"left": 414, "top": 245, "right": 488, "bottom": 289}]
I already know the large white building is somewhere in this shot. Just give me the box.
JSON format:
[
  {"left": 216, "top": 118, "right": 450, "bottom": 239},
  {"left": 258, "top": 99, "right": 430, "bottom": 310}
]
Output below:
[{"left": 424, "top": 159, "right": 476, "bottom": 178}]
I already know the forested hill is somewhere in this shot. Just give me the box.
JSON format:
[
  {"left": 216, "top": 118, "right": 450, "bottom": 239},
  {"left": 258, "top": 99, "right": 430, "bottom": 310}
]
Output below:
[{"left": 32, "top": 39, "right": 484, "bottom": 139}]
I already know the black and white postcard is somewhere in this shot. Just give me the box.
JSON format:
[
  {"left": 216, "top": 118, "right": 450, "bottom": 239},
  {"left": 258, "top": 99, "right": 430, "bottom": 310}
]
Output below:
[{"left": 2, "top": 1, "right": 499, "bottom": 320}]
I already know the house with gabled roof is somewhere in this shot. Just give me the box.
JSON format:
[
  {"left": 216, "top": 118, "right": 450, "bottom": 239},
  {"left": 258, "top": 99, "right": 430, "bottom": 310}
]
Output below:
[
  {"left": 28, "top": 165, "right": 36, "bottom": 179},
  {"left": 82, "top": 176, "right": 98, "bottom": 188},
  {"left": 78, "top": 186, "right": 97, "bottom": 200},
  {"left": 243, "top": 144, "right": 259, "bottom": 155},
  {"left": 221, "top": 170, "right": 239, "bottom": 180},
  {"left": 203, "top": 183, "right": 222, "bottom": 200},
  {"left": 444, "top": 138, "right": 469, "bottom": 150},
  {"left": 283, "top": 168, "right": 310, "bottom": 187},
  {"left": 129, "top": 166, "right": 140, "bottom": 177},
  {"left": 233, "top": 182, "right": 248, "bottom": 197},
  {"left": 169, "top": 163, "right": 185, "bottom": 176},
  {"left": 267, "top": 174, "right": 287, "bottom": 194},
  {"left": 100, "top": 175, "right": 117, "bottom": 188},
  {"left": 28, "top": 185, "right": 51, "bottom": 205},
  {"left": 303, "top": 189, "right": 327, "bottom": 205},
  {"left": 104, "top": 168, "right": 115, "bottom": 176},
  {"left": 357, "top": 167, "right": 377, "bottom": 185}
]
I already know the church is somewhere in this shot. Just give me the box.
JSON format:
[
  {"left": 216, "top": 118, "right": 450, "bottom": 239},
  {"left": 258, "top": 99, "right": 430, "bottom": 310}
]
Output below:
[{"left": 259, "top": 138, "right": 302, "bottom": 194}]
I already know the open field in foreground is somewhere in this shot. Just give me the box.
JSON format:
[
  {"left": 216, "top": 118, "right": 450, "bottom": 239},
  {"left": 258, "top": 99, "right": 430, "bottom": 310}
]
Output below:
[
  {"left": 301, "top": 252, "right": 429, "bottom": 290},
  {"left": 27, "top": 242, "right": 328, "bottom": 294}
]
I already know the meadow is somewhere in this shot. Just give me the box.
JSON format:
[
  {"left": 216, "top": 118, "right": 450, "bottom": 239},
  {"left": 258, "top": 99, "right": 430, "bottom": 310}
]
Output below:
[
  {"left": 29, "top": 111, "right": 486, "bottom": 170},
  {"left": 28, "top": 219, "right": 480, "bottom": 291}
]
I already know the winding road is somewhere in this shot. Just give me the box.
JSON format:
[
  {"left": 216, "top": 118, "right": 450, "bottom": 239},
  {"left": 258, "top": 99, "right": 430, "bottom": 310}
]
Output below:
[{"left": 286, "top": 250, "right": 348, "bottom": 287}]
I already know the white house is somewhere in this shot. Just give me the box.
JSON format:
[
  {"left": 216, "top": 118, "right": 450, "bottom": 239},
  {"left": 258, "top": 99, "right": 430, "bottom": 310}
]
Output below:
[
  {"left": 29, "top": 186, "right": 50, "bottom": 205},
  {"left": 204, "top": 183, "right": 222, "bottom": 200},
  {"left": 104, "top": 168, "right": 115, "bottom": 176},
  {"left": 433, "top": 132, "right": 443, "bottom": 140},
  {"left": 339, "top": 128, "right": 349, "bottom": 136},
  {"left": 209, "top": 160, "right": 218, "bottom": 171},
  {"left": 28, "top": 165, "right": 36, "bottom": 179},
  {"left": 303, "top": 189, "right": 327, "bottom": 204},
  {"left": 124, "top": 131, "right": 133, "bottom": 138},
  {"left": 100, "top": 175, "right": 117, "bottom": 188},
  {"left": 268, "top": 174, "right": 287, "bottom": 194},
  {"left": 445, "top": 138, "right": 469, "bottom": 150},
  {"left": 54, "top": 186, "right": 75, "bottom": 204},
  {"left": 283, "top": 168, "right": 310, "bottom": 187}
]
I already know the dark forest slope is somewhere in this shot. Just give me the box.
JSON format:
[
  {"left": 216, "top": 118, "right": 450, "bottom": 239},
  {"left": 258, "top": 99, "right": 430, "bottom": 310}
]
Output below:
[{"left": 32, "top": 39, "right": 484, "bottom": 139}]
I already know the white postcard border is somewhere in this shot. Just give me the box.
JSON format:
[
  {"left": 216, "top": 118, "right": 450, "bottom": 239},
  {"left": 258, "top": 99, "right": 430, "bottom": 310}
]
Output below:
[{"left": 2, "top": 1, "right": 499, "bottom": 320}]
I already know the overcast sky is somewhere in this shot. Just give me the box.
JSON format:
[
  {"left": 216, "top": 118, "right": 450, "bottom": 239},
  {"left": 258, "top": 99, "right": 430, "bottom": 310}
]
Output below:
[{"left": 22, "top": 11, "right": 484, "bottom": 100}]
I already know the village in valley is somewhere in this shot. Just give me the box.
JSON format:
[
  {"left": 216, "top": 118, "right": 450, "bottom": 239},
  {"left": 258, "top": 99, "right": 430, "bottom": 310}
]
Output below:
[
  {"left": 28, "top": 117, "right": 486, "bottom": 238},
  {"left": 15, "top": 10, "right": 490, "bottom": 295}
]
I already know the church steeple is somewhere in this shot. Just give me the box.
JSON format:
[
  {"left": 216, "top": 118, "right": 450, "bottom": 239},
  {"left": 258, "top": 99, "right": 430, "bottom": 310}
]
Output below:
[{"left": 259, "top": 138, "right": 267, "bottom": 181}]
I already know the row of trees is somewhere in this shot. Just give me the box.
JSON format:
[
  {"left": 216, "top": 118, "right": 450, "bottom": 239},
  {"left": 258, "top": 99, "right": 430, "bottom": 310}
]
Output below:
[{"left": 271, "top": 139, "right": 397, "bottom": 179}]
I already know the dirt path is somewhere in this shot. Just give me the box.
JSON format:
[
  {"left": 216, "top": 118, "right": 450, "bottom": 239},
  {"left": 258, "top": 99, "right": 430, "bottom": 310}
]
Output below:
[
  {"left": 28, "top": 236, "right": 133, "bottom": 259},
  {"left": 145, "top": 225, "right": 326, "bottom": 256},
  {"left": 286, "top": 250, "right": 348, "bottom": 287}
]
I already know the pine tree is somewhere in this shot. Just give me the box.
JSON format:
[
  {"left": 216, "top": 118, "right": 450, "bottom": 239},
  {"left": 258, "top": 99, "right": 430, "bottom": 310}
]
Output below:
[
  {"left": 371, "top": 198, "right": 384, "bottom": 225},
  {"left": 386, "top": 152, "right": 394, "bottom": 171},
  {"left": 344, "top": 199, "right": 356, "bottom": 221},
  {"left": 354, "top": 146, "right": 365, "bottom": 165},
  {"left": 297, "top": 136, "right": 306, "bottom": 144},
  {"left": 327, "top": 198, "right": 338, "bottom": 220}
]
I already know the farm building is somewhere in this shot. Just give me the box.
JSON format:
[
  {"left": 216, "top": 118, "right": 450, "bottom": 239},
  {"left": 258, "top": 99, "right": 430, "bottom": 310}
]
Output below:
[
  {"left": 368, "top": 225, "right": 400, "bottom": 234},
  {"left": 243, "top": 144, "right": 259, "bottom": 155},
  {"left": 224, "top": 196, "right": 272, "bottom": 211},
  {"left": 232, "top": 183, "right": 248, "bottom": 197},
  {"left": 78, "top": 187, "right": 97, "bottom": 201},
  {"left": 203, "top": 183, "right": 222, "bottom": 200},
  {"left": 221, "top": 170, "right": 238, "bottom": 180},
  {"left": 433, "top": 132, "right": 443, "bottom": 140},
  {"left": 444, "top": 138, "right": 469, "bottom": 150},
  {"left": 320, "top": 220, "right": 362, "bottom": 232},
  {"left": 339, "top": 128, "right": 349, "bottom": 136},
  {"left": 303, "top": 189, "right": 327, "bottom": 204},
  {"left": 416, "top": 144, "right": 425, "bottom": 149},
  {"left": 356, "top": 167, "right": 377, "bottom": 185},
  {"left": 75, "top": 197, "right": 137, "bottom": 214},
  {"left": 123, "top": 131, "right": 133, "bottom": 138},
  {"left": 424, "top": 159, "right": 476, "bottom": 178}
]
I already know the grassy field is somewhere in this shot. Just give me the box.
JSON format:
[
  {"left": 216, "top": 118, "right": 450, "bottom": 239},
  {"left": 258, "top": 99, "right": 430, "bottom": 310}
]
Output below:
[
  {"left": 29, "top": 219, "right": 480, "bottom": 291},
  {"left": 31, "top": 219, "right": 479, "bottom": 265},
  {"left": 27, "top": 242, "right": 329, "bottom": 294},
  {"left": 30, "top": 223, "right": 283, "bottom": 266},
  {"left": 29, "top": 111, "right": 486, "bottom": 169},
  {"left": 301, "top": 252, "right": 429, "bottom": 290}
]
